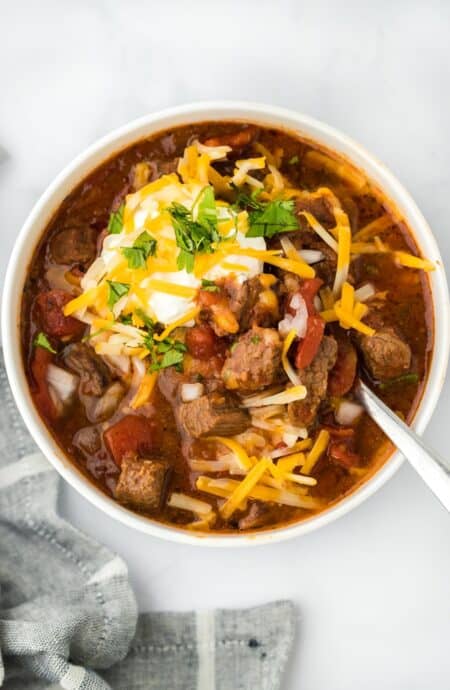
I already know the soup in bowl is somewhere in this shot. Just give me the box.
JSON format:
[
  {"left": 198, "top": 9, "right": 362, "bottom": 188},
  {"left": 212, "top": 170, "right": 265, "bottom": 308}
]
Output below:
[{"left": 3, "top": 103, "right": 448, "bottom": 545}]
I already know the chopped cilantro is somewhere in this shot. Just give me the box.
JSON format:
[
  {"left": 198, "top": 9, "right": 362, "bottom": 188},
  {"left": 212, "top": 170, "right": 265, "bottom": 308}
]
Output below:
[
  {"left": 107, "top": 203, "right": 124, "bottom": 234},
  {"left": 167, "top": 187, "right": 220, "bottom": 272},
  {"left": 122, "top": 231, "right": 157, "bottom": 268},
  {"left": 232, "top": 186, "right": 264, "bottom": 212},
  {"left": 107, "top": 280, "right": 130, "bottom": 309},
  {"left": 33, "top": 332, "right": 56, "bottom": 353},
  {"left": 246, "top": 199, "right": 299, "bottom": 238},
  {"left": 233, "top": 191, "right": 299, "bottom": 238},
  {"left": 250, "top": 335, "right": 261, "bottom": 345},
  {"left": 288, "top": 155, "right": 299, "bottom": 165},
  {"left": 201, "top": 278, "right": 220, "bottom": 292},
  {"left": 146, "top": 337, "right": 187, "bottom": 372},
  {"left": 118, "top": 314, "right": 133, "bottom": 325}
]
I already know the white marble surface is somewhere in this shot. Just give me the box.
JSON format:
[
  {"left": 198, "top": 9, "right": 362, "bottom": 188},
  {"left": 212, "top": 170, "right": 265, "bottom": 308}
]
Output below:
[{"left": 1, "top": 1, "right": 449, "bottom": 688}]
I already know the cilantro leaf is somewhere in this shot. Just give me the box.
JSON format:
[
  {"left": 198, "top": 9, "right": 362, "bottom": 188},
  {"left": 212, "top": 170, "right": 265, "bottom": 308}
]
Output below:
[
  {"left": 196, "top": 186, "right": 217, "bottom": 228},
  {"left": 159, "top": 348, "right": 185, "bottom": 370},
  {"left": 246, "top": 199, "right": 299, "bottom": 238},
  {"left": 288, "top": 155, "right": 299, "bottom": 165},
  {"left": 201, "top": 278, "right": 220, "bottom": 292},
  {"left": 34, "top": 332, "right": 56, "bottom": 353},
  {"left": 122, "top": 231, "right": 157, "bottom": 268},
  {"left": 107, "top": 281, "right": 130, "bottom": 309},
  {"left": 107, "top": 203, "right": 125, "bottom": 234},
  {"left": 232, "top": 186, "right": 264, "bottom": 212},
  {"left": 168, "top": 188, "right": 220, "bottom": 272},
  {"left": 147, "top": 337, "right": 187, "bottom": 372}
]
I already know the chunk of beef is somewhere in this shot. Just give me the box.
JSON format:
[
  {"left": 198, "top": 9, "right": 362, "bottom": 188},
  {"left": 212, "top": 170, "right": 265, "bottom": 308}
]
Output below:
[
  {"left": 295, "top": 193, "right": 336, "bottom": 228},
  {"left": 114, "top": 452, "right": 168, "bottom": 511},
  {"left": 35, "top": 290, "right": 85, "bottom": 339},
  {"left": 62, "top": 342, "right": 111, "bottom": 396},
  {"left": 178, "top": 391, "right": 250, "bottom": 438},
  {"left": 358, "top": 328, "right": 411, "bottom": 381},
  {"left": 158, "top": 366, "right": 186, "bottom": 402},
  {"left": 222, "top": 276, "right": 262, "bottom": 329},
  {"left": 222, "top": 327, "right": 282, "bottom": 393},
  {"left": 73, "top": 426, "right": 101, "bottom": 455},
  {"left": 238, "top": 501, "right": 278, "bottom": 530},
  {"left": 289, "top": 335, "right": 337, "bottom": 426},
  {"left": 49, "top": 226, "right": 97, "bottom": 266}
]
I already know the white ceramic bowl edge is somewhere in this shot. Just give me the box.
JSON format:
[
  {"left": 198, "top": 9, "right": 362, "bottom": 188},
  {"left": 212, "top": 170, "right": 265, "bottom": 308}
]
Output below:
[{"left": 2, "top": 102, "right": 449, "bottom": 546}]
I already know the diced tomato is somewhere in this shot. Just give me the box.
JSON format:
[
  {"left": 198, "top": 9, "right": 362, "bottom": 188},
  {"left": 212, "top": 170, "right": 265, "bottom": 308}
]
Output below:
[
  {"left": 185, "top": 325, "right": 218, "bottom": 360},
  {"left": 104, "top": 415, "right": 159, "bottom": 466},
  {"left": 35, "top": 290, "right": 85, "bottom": 339},
  {"left": 328, "top": 441, "right": 360, "bottom": 468},
  {"left": 328, "top": 337, "right": 357, "bottom": 396},
  {"left": 298, "top": 278, "right": 323, "bottom": 314},
  {"left": 30, "top": 347, "right": 56, "bottom": 421},
  {"left": 295, "top": 314, "right": 325, "bottom": 369}
]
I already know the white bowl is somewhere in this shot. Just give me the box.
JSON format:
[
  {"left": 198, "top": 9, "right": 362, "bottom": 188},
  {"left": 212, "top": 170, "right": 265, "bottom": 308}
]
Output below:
[{"left": 2, "top": 102, "right": 449, "bottom": 546}]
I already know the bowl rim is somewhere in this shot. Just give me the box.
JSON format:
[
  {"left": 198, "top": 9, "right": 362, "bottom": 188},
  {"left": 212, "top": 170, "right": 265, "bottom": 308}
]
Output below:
[{"left": 2, "top": 100, "right": 449, "bottom": 547}]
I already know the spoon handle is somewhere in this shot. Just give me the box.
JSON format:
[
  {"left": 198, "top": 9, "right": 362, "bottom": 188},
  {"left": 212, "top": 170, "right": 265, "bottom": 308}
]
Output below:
[{"left": 356, "top": 381, "right": 450, "bottom": 511}]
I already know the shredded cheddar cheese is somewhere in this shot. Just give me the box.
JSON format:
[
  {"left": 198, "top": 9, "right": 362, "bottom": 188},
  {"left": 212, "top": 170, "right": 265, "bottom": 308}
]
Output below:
[
  {"left": 207, "top": 436, "right": 254, "bottom": 472},
  {"left": 302, "top": 430, "right": 330, "bottom": 475},
  {"left": 220, "top": 458, "right": 271, "bottom": 519},
  {"left": 282, "top": 329, "right": 301, "bottom": 386},
  {"left": 130, "top": 372, "right": 158, "bottom": 408}
]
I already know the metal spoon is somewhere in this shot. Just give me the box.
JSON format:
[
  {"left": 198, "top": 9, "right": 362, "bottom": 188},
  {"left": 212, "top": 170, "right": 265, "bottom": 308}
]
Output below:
[{"left": 355, "top": 380, "right": 450, "bottom": 511}]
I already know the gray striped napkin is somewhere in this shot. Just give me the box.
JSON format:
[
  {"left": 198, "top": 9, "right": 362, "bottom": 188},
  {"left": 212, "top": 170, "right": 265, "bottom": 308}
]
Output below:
[{"left": 0, "top": 350, "right": 295, "bottom": 689}]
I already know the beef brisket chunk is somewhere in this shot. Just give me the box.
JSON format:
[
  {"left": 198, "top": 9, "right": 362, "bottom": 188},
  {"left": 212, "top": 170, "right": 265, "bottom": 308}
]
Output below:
[
  {"left": 49, "top": 226, "right": 97, "bottom": 267},
  {"left": 62, "top": 342, "right": 111, "bottom": 396},
  {"left": 222, "top": 327, "right": 282, "bottom": 393},
  {"left": 289, "top": 335, "right": 337, "bottom": 426},
  {"left": 358, "top": 328, "right": 411, "bottom": 381},
  {"left": 178, "top": 391, "right": 250, "bottom": 438},
  {"left": 114, "top": 453, "right": 168, "bottom": 511}
]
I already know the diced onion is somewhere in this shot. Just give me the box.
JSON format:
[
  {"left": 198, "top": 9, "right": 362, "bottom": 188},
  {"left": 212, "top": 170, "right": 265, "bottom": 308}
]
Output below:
[
  {"left": 181, "top": 382, "right": 204, "bottom": 402},
  {"left": 278, "top": 293, "right": 308, "bottom": 338},
  {"left": 299, "top": 249, "right": 325, "bottom": 264},
  {"left": 335, "top": 400, "right": 364, "bottom": 426},
  {"left": 46, "top": 364, "right": 78, "bottom": 403},
  {"left": 282, "top": 432, "right": 301, "bottom": 447},
  {"left": 90, "top": 382, "right": 125, "bottom": 423},
  {"left": 354, "top": 283, "right": 376, "bottom": 302},
  {"left": 103, "top": 354, "right": 131, "bottom": 377}
]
